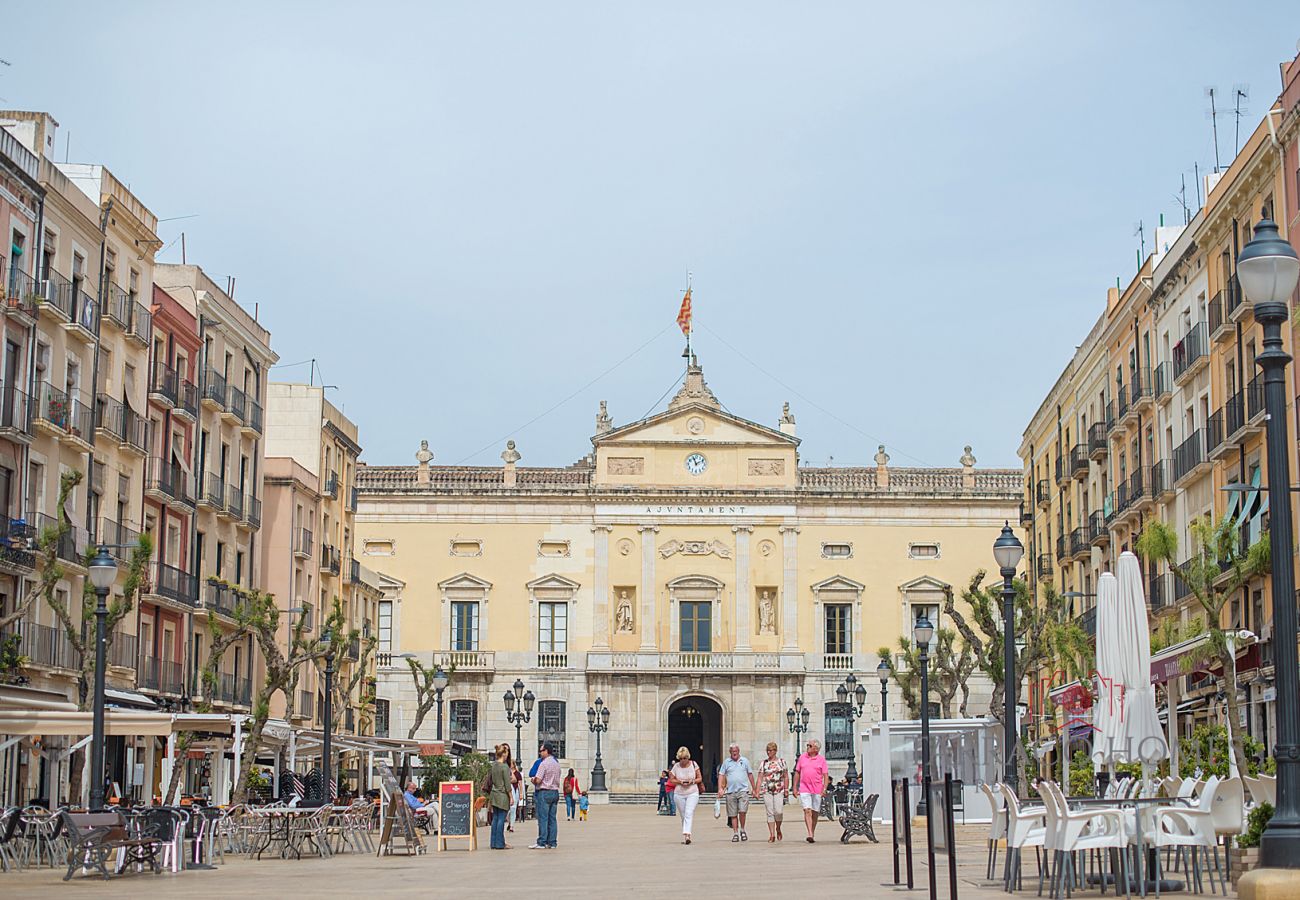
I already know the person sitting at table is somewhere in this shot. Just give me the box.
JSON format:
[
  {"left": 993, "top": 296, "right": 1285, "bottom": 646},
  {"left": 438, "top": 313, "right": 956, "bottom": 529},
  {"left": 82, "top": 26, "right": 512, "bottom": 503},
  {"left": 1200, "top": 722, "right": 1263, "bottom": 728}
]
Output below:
[{"left": 403, "top": 781, "right": 423, "bottom": 811}]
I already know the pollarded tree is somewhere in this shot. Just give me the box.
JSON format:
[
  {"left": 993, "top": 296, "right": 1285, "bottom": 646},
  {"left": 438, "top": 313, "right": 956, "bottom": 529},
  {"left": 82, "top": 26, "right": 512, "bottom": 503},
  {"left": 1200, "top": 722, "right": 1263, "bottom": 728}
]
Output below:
[
  {"left": 877, "top": 627, "right": 974, "bottom": 718},
  {"left": 1136, "top": 515, "right": 1268, "bottom": 775},
  {"left": 406, "top": 657, "right": 455, "bottom": 740},
  {"left": 320, "top": 597, "right": 378, "bottom": 734}
]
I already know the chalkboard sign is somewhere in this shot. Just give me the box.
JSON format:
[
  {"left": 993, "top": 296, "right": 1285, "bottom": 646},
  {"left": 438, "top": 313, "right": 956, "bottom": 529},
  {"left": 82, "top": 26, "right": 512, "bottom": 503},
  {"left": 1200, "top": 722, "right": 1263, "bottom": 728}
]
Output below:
[{"left": 438, "top": 781, "right": 477, "bottom": 852}]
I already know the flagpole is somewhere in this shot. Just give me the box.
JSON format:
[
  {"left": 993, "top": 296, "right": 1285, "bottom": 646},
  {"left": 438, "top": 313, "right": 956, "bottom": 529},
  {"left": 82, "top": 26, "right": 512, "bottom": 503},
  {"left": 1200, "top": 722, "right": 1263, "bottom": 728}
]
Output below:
[{"left": 684, "top": 271, "right": 693, "bottom": 362}]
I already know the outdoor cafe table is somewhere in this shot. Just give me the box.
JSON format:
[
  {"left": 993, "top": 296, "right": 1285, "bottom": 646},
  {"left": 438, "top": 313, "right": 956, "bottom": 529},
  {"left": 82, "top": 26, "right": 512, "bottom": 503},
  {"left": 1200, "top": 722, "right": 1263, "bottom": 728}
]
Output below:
[
  {"left": 243, "top": 807, "right": 319, "bottom": 860},
  {"left": 1065, "top": 796, "right": 1191, "bottom": 895}
]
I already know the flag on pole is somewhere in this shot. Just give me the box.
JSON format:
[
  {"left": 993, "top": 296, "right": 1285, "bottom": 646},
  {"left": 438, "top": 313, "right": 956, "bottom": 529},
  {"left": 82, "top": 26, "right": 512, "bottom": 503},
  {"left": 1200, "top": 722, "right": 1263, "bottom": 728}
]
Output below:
[{"left": 677, "top": 288, "right": 692, "bottom": 336}]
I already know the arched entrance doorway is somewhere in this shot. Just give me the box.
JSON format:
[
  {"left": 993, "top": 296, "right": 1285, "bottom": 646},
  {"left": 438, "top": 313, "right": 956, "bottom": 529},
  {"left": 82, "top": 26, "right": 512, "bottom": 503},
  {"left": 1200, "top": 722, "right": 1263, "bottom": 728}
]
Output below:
[{"left": 666, "top": 696, "right": 723, "bottom": 791}]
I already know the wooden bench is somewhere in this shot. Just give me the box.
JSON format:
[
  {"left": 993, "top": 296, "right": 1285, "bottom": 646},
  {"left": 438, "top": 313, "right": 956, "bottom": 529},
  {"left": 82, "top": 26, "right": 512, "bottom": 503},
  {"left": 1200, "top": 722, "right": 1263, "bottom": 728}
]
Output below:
[{"left": 61, "top": 810, "right": 161, "bottom": 881}]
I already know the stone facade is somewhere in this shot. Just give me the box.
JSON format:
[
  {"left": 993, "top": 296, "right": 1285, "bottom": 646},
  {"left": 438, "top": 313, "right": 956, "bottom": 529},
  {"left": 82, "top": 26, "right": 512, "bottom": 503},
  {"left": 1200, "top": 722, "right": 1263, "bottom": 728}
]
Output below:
[{"left": 358, "top": 357, "right": 1020, "bottom": 789}]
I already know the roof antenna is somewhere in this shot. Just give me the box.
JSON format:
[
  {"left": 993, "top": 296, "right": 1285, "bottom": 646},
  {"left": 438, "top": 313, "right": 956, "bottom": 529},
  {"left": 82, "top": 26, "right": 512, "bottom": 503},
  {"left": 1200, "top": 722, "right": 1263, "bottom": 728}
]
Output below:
[
  {"left": 1133, "top": 219, "right": 1145, "bottom": 266},
  {"left": 1232, "top": 84, "right": 1249, "bottom": 158},
  {"left": 1205, "top": 87, "right": 1222, "bottom": 173},
  {"left": 1194, "top": 162, "right": 1202, "bottom": 208},
  {"left": 1176, "top": 175, "right": 1190, "bottom": 225}
]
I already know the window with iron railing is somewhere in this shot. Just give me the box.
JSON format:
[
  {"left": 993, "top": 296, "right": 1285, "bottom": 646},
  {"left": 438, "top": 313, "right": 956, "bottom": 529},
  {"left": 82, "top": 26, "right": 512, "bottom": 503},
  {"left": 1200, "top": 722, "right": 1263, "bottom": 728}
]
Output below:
[{"left": 824, "top": 702, "right": 853, "bottom": 760}]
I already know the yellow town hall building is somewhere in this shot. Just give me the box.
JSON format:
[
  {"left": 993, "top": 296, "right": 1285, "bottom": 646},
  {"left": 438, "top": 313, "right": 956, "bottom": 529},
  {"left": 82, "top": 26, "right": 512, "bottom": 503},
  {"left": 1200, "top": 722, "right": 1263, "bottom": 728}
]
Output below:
[{"left": 356, "top": 357, "right": 1020, "bottom": 791}]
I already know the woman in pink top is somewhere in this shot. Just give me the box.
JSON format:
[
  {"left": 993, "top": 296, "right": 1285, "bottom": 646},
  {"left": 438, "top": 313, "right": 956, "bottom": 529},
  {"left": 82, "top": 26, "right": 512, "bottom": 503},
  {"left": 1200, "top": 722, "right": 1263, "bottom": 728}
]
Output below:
[{"left": 792, "top": 738, "right": 830, "bottom": 843}]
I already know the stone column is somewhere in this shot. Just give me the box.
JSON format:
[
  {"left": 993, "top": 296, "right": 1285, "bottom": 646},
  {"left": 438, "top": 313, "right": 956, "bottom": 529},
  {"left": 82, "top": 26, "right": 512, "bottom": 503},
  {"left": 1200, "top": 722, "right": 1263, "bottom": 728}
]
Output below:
[
  {"left": 592, "top": 525, "right": 613, "bottom": 650},
  {"left": 732, "top": 526, "right": 753, "bottom": 651},
  {"left": 779, "top": 525, "right": 799, "bottom": 651},
  {"left": 638, "top": 525, "right": 659, "bottom": 651}
]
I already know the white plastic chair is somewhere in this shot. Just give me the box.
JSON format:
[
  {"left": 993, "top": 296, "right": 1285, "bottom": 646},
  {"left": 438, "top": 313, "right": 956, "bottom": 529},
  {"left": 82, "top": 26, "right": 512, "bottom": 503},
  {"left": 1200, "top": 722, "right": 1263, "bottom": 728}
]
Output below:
[
  {"left": 1040, "top": 781, "right": 1131, "bottom": 899},
  {"left": 1000, "top": 784, "right": 1047, "bottom": 893},
  {"left": 978, "top": 783, "right": 1006, "bottom": 880},
  {"left": 1244, "top": 774, "right": 1276, "bottom": 807},
  {"left": 1142, "top": 774, "right": 1224, "bottom": 896}
]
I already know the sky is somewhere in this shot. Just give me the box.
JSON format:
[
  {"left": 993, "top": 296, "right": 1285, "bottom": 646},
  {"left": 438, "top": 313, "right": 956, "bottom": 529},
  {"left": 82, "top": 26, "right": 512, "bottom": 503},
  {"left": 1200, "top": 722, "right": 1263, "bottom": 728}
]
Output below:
[{"left": 3, "top": 3, "right": 1298, "bottom": 470}]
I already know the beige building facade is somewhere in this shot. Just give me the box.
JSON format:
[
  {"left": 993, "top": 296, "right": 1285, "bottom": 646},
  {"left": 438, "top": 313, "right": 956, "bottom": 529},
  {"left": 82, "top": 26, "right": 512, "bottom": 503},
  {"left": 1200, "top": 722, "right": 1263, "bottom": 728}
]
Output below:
[{"left": 358, "top": 357, "right": 1021, "bottom": 790}]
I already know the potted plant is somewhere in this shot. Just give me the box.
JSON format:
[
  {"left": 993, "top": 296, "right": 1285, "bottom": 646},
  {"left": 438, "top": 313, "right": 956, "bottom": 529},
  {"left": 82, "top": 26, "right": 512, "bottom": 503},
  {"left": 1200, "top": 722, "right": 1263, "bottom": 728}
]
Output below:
[{"left": 1232, "top": 802, "right": 1273, "bottom": 887}]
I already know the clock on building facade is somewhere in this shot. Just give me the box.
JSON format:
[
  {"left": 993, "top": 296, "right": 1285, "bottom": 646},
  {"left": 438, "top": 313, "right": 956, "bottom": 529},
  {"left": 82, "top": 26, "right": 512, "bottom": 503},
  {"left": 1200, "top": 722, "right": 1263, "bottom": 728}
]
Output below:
[{"left": 684, "top": 452, "right": 708, "bottom": 475}]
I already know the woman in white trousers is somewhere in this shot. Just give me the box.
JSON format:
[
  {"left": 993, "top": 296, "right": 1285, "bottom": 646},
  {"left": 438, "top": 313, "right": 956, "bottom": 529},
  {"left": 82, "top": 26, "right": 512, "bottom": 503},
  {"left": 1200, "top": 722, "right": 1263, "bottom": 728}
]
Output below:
[{"left": 668, "top": 746, "right": 703, "bottom": 844}]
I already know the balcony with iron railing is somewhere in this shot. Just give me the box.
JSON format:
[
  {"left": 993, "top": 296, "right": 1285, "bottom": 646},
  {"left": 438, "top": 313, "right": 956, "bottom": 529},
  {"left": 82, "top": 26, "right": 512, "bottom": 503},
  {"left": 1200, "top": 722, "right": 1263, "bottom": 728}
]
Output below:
[
  {"left": 1153, "top": 361, "right": 1172, "bottom": 401},
  {"left": 175, "top": 378, "right": 199, "bottom": 422},
  {"left": 126, "top": 301, "right": 152, "bottom": 346},
  {"left": 244, "top": 495, "right": 262, "bottom": 529},
  {"left": 2, "top": 267, "right": 38, "bottom": 322},
  {"left": 1019, "top": 502, "right": 1033, "bottom": 527},
  {"left": 0, "top": 383, "right": 32, "bottom": 442},
  {"left": 204, "top": 579, "right": 244, "bottom": 618},
  {"left": 1036, "top": 553, "right": 1053, "bottom": 579},
  {"left": 324, "top": 471, "right": 340, "bottom": 499},
  {"left": 1069, "top": 444, "right": 1089, "bottom": 480},
  {"left": 1208, "top": 290, "right": 1231, "bottom": 341},
  {"left": 33, "top": 382, "right": 93, "bottom": 448},
  {"left": 1226, "top": 273, "right": 1248, "bottom": 322},
  {"left": 65, "top": 287, "right": 100, "bottom": 343},
  {"left": 1173, "top": 429, "right": 1209, "bottom": 485},
  {"left": 295, "top": 528, "right": 314, "bottom": 559},
  {"left": 1172, "top": 322, "right": 1209, "bottom": 384},
  {"left": 33, "top": 512, "right": 88, "bottom": 568},
  {"left": 1036, "top": 479, "right": 1051, "bottom": 508},
  {"left": 94, "top": 393, "right": 127, "bottom": 442},
  {"left": 0, "top": 619, "right": 76, "bottom": 670},
  {"left": 1055, "top": 533, "right": 1068, "bottom": 563},
  {"left": 34, "top": 269, "right": 74, "bottom": 321},
  {"left": 296, "top": 690, "right": 315, "bottom": 720},
  {"left": 103, "top": 281, "right": 130, "bottom": 330},
  {"left": 139, "top": 656, "right": 185, "bottom": 694},
  {"left": 146, "top": 457, "right": 194, "bottom": 510},
  {"left": 347, "top": 485, "right": 358, "bottom": 512},
  {"left": 151, "top": 561, "right": 199, "bottom": 607},
  {"left": 225, "top": 385, "right": 247, "bottom": 425},
  {"left": 107, "top": 632, "right": 137, "bottom": 670},
  {"left": 1113, "top": 389, "right": 1130, "bottom": 429},
  {"left": 1149, "top": 573, "right": 1169, "bottom": 612},
  {"left": 1078, "top": 605, "right": 1097, "bottom": 640},
  {"left": 215, "top": 672, "right": 253, "bottom": 707},
  {"left": 0, "top": 517, "right": 37, "bottom": 573},
  {"left": 225, "top": 484, "right": 244, "bottom": 521},
  {"left": 1131, "top": 367, "right": 1153, "bottom": 412},
  {"left": 201, "top": 368, "right": 227, "bottom": 410},
  {"left": 1069, "top": 527, "right": 1089, "bottom": 560},
  {"left": 320, "top": 543, "right": 341, "bottom": 576},
  {"left": 349, "top": 557, "right": 362, "bottom": 584},
  {"left": 1150, "top": 459, "right": 1172, "bottom": 500},
  {"left": 242, "top": 398, "right": 262, "bottom": 435},
  {"left": 149, "top": 361, "right": 178, "bottom": 408},
  {"left": 1088, "top": 510, "right": 1109, "bottom": 546},
  {"left": 97, "top": 517, "right": 141, "bottom": 563},
  {"left": 200, "top": 473, "right": 225, "bottom": 510},
  {"left": 1128, "top": 466, "right": 1151, "bottom": 511},
  {"left": 1087, "top": 422, "right": 1109, "bottom": 460}
]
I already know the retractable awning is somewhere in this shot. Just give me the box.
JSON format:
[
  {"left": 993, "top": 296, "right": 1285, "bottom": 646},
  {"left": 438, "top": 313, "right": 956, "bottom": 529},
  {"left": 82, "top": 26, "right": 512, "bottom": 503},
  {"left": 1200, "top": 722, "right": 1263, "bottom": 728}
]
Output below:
[
  {"left": 0, "top": 685, "right": 77, "bottom": 712},
  {"left": 0, "top": 710, "right": 235, "bottom": 736}
]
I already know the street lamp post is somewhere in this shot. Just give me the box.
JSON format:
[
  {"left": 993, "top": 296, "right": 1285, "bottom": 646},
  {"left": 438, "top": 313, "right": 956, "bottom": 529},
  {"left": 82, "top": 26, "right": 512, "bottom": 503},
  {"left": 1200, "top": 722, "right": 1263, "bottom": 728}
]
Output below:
[
  {"left": 87, "top": 548, "right": 118, "bottom": 810},
  {"left": 587, "top": 697, "right": 611, "bottom": 792},
  {"left": 432, "top": 666, "right": 449, "bottom": 742},
  {"left": 915, "top": 613, "right": 936, "bottom": 897},
  {"left": 993, "top": 521, "right": 1025, "bottom": 792},
  {"left": 321, "top": 628, "right": 337, "bottom": 802},
  {"left": 1235, "top": 211, "right": 1300, "bottom": 877},
  {"left": 834, "top": 673, "right": 868, "bottom": 780},
  {"left": 503, "top": 678, "right": 536, "bottom": 765},
  {"left": 877, "top": 658, "right": 890, "bottom": 722},
  {"left": 786, "top": 697, "right": 810, "bottom": 762}
]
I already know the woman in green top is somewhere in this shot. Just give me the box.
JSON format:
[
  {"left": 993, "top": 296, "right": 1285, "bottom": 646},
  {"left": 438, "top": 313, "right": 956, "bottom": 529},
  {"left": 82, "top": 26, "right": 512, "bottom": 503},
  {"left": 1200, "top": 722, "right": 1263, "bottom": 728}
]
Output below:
[{"left": 488, "top": 744, "right": 514, "bottom": 849}]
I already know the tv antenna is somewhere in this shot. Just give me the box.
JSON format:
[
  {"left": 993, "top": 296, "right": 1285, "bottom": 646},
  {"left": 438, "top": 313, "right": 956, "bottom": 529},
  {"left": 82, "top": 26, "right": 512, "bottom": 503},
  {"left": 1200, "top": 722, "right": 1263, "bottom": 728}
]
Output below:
[
  {"left": 1133, "top": 219, "right": 1146, "bottom": 266},
  {"left": 1174, "top": 175, "right": 1190, "bottom": 225},
  {"left": 1205, "top": 86, "right": 1222, "bottom": 173},
  {"left": 1232, "top": 84, "right": 1249, "bottom": 158}
]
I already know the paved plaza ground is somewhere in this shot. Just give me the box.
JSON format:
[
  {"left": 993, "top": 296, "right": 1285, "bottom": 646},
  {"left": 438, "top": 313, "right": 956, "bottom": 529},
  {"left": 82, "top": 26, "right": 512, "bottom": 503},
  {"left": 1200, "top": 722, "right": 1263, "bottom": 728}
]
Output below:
[{"left": 3, "top": 804, "right": 1238, "bottom": 899}]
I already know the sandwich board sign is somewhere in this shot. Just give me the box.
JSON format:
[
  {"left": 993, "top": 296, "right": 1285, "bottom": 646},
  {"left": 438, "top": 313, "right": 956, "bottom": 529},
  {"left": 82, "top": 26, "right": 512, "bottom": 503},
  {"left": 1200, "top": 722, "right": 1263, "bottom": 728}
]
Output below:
[
  {"left": 376, "top": 762, "right": 425, "bottom": 856},
  {"left": 437, "top": 780, "right": 477, "bottom": 851}
]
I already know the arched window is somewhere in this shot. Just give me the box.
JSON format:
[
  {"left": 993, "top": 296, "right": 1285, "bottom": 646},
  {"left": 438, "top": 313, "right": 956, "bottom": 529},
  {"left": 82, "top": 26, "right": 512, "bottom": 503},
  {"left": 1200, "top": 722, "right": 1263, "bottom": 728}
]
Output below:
[
  {"left": 449, "top": 699, "right": 478, "bottom": 749},
  {"left": 538, "top": 700, "right": 566, "bottom": 758}
]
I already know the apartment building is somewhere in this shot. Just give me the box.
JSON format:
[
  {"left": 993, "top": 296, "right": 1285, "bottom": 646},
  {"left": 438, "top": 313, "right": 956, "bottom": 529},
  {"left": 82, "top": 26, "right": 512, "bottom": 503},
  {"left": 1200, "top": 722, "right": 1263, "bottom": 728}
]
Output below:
[
  {"left": 1020, "top": 104, "right": 1295, "bottom": 769},
  {"left": 264, "top": 383, "right": 380, "bottom": 739},
  {"left": 153, "top": 265, "right": 274, "bottom": 726}
]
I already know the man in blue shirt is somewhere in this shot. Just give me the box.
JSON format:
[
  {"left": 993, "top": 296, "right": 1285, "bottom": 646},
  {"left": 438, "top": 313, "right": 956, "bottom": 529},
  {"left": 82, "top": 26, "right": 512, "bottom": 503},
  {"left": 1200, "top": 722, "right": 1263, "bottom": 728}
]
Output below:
[
  {"left": 718, "top": 743, "right": 757, "bottom": 842},
  {"left": 403, "top": 781, "right": 422, "bottom": 811}
]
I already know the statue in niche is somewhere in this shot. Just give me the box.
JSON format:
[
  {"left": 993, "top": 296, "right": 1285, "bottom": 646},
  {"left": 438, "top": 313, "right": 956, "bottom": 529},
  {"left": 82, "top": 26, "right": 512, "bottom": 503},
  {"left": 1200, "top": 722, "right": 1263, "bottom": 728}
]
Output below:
[
  {"left": 757, "top": 589, "right": 776, "bottom": 635},
  {"left": 615, "top": 590, "right": 634, "bottom": 633}
]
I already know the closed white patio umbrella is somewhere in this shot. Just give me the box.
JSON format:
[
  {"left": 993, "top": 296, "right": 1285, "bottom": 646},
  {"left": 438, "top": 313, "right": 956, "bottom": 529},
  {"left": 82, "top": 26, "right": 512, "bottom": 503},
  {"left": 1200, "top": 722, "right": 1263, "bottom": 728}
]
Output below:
[
  {"left": 1111, "top": 551, "right": 1168, "bottom": 767},
  {"left": 1090, "top": 571, "right": 1121, "bottom": 769}
]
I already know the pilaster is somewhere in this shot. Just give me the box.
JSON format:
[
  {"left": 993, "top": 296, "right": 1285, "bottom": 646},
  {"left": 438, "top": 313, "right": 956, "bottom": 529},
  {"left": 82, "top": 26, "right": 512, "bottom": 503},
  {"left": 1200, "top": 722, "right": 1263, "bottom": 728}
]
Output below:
[
  {"left": 592, "top": 525, "right": 613, "bottom": 650},
  {"left": 780, "top": 525, "right": 799, "bottom": 651},
  {"left": 732, "top": 525, "right": 753, "bottom": 651},
  {"left": 638, "top": 525, "right": 659, "bottom": 651}
]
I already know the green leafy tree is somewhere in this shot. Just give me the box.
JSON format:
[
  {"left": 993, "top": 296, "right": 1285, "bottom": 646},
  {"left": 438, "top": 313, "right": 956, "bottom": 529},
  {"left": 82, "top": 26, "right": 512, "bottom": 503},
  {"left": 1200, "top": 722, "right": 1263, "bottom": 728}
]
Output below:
[
  {"left": 1136, "top": 516, "right": 1269, "bottom": 775},
  {"left": 320, "top": 597, "right": 377, "bottom": 733},
  {"left": 877, "top": 627, "right": 974, "bottom": 718}
]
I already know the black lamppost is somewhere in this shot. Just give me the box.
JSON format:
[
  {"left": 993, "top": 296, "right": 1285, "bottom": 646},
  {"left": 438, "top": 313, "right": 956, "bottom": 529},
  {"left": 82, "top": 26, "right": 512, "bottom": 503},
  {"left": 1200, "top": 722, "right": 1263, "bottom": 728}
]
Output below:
[
  {"left": 1235, "top": 211, "right": 1300, "bottom": 872},
  {"left": 503, "top": 678, "right": 535, "bottom": 765},
  {"left": 834, "top": 673, "right": 868, "bottom": 780},
  {"left": 433, "top": 666, "right": 450, "bottom": 741},
  {"left": 87, "top": 548, "right": 118, "bottom": 810},
  {"left": 877, "top": 658, "right": 890, "bottom": 722},
  {"left": 786, "top": 696, "right": 810, "bottom": 761},
  {"left": 320, "top": 628, "right": 337, "bottom": 802},
  {"left": 587, "top": 697, "right": 611, "bottom": 792},
  {"left": 914, "top": 612, "right": 936, "bottom": 897},
  {"left": 993, "top": 521, "right": 1025, "bottom": 792}
]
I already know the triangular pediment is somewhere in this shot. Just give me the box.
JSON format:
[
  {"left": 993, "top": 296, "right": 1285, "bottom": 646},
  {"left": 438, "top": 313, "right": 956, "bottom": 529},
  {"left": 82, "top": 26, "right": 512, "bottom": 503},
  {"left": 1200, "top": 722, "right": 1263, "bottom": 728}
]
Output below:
[
  {"left": 899, "top": 575, "right": 951, "bottom": 594},
  {"left": 594, "top": 404, "right": 798, "bottom": 448},
  {"left": 811, "top": 575, "right": 866, "bottom": 596},
  {"left": 525, "top": 573, "right": 581, "bottom": 592},
  {"left": 438, "top": 572, "right": 493, "bottom": 591},
  {"left": 376, "top": 571, "right": 406, "bottom": 590}
]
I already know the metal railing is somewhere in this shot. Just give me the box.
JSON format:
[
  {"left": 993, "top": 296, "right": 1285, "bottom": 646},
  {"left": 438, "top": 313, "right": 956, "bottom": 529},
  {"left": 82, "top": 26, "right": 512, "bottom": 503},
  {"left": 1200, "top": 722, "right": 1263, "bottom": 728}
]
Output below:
[
  {"left": 1153, "top": 361, "right": 1172, "bottom": 399},
  {"left": 1088, "top": 511, "right": 1108, "bottom": 544},
  {"left": 97, "top": 517, "right": 141, "bottom": 563},
  {"left": 147, "top": 457, "right": 194, "bottom": 508},
  {"left": 153, "top": 560, "right": 199, "bottom": 606},
  {"left": 107, "top": 632, "right": 137, "bottom": 669},
  {"left": 1209, "top": 290, "right": 1228, "bottom": 338},
  {"left": 34, "top": 382, "right": 93, "bottom": 442},
  {"left": 244, "top": 399, "right": 262, "bottom": 433},
  {"left": 203, "top": 473, "right": 225, "bottom": 508},
  {"left": 225, "top": 484, "right": 244, "bottom": 520},
  {"left": 324, "top": 472, "right": 339, "bottom": 499},
  {"left": 202, "top": 368, "right": 227, "bottom": 407},
  {"left": 245, "top": 495, "right": 261, "bottom": 528},
  {"left": 128, "top": 302, "right": 152, "bottom": 345},
  {"left": 103, "top": 281, "right": 131, "bottom": 329},
  {"left": 1069, "top": 444, "right": 1088, "bottom": 478},
  {"left": 1036, "top": 553, "right": 1052, "bottom": 579},
  {"left": 1087, "top": 422, "right": 1108, "bottom": 456},
  {"left": 1036, "top": 479, "right": 1050, "bottom": 506},
  {"left": 34, "top": 269, "right": 74, "bottom": 319},
  {"left": 227, "top": 385, "right": 247, "bottom": 421},
  {"left": 33, "top": 512, "right": 88, "bottom": 566},
  {"left": 1173, "top": 429, "right": 1206, "bottom": 483},
  {"left": 296, "top": 528, "right": 314, "bottom": 557},
  {"left": 0, "top": 619, "right": 76, "bottom": 669},
  {"left": 94, "top": 393, "right": 126, "bottom": 441},
  {"left": 0, "top": 384, "right": 32, "bottom": 436},
  {"left": 1246, "top": 374, "right": 1266, "bottom": 421},
  {"left": 149, "top": 361, "right": 178, "bottom": 406},
  {"left": 1172, "top": 322, "right": 1209, "bottom": 382},
  {"left": 1150, "top": 459, "right": 1172, "bottom": 499},
  {"left": 1079, "top": 606, "right": 1096, "bottom": 640},
  {"left": 140, "top": 656, "right": 185, "bottom": 694},
  {"left": 1206, "top": 405, "right": 1227, "bottom": 456},
  {"left": 1225, "top": 273, "right": 1244, "bottom": 319},
  {"left": 1131, "top": 367, "right": 1152, "bottom": 406},
  {"left": 1069, "top": 527, "right": 1089, "bottom": 558},
  {"left": 320, "top": 543, "right": 341, "bottom": 576}
]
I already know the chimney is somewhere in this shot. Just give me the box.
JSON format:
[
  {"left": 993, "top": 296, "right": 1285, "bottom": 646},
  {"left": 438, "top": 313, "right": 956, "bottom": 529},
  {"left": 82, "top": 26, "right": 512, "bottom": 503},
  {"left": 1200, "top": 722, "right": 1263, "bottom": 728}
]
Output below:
[
  {"left": 415, "top": 439, "right": 433, "bottom": 486},
  {"left": 501, "top": 440, "right": 521, "bottom": 488},
  {"left": 778, "top": 402, "right": 796, "bottom": 438}
]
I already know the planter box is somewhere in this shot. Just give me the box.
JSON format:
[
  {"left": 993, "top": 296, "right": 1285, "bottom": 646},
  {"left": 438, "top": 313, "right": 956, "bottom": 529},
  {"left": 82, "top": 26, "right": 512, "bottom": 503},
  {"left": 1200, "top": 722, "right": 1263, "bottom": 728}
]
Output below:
[{"left": 1231, "top": 846, "right": 1260, "bottom": 889}]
